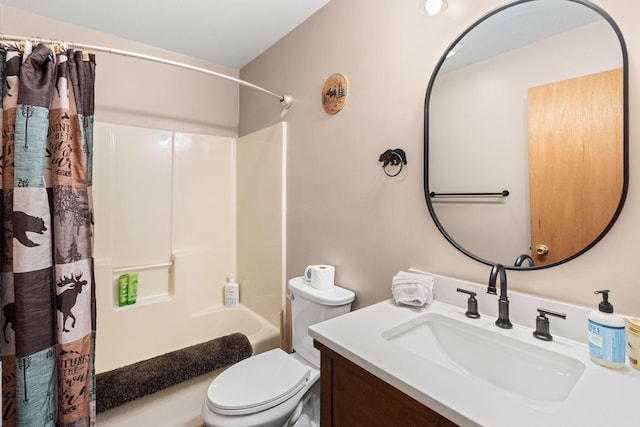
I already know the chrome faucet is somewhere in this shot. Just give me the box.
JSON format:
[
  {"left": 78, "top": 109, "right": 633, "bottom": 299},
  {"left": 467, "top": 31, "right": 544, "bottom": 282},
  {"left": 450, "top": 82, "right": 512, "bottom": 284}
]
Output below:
[
  {"left": 487, "top": 264, "right": 513, "bottom": 329},
  {"left": 514, "top": 254, "right": 534, "bottom": 267}
]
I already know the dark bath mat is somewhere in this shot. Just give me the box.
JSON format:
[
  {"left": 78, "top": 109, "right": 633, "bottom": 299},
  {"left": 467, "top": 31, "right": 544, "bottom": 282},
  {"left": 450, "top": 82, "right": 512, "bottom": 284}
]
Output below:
[{"left": 96, "top": 332, "right": 253, "bottom": 413}]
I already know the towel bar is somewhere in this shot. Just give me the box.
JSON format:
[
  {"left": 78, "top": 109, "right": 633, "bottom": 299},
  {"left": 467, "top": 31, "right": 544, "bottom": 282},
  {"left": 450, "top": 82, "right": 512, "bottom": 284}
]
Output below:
[{"left": 429, "top": 190, "right": 509, "bottom": 198}]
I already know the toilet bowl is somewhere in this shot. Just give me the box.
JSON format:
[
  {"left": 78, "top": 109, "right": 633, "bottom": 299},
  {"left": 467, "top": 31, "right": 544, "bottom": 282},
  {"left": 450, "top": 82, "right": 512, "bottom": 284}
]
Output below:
[
  {"left": 203, "top": 349, "right": 319, "bottom": 427},
  {"left": 202, "top": 277, "right": 355, "bottom": 427}
]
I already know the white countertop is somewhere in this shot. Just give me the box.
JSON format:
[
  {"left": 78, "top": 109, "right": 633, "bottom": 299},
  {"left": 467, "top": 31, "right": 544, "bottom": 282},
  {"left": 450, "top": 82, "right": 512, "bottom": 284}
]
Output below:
[{"left": 309, "top": 272, "right": 640, "bottom": 427}]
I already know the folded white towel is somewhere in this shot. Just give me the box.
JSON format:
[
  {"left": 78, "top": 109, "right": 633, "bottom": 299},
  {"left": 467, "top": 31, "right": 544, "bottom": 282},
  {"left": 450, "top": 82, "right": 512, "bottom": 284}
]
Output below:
[
  {"left": 392, "top": 283, "right": 430, "bottom": 306},
  {"left": 392, "top": 277, "right": 433, "bottom": 287},
  {"left": 393, "top": 271, "right": 433, "bottom": 284},
  {"left": 391, "top": 271, "right": 434, "bottom": 307}
]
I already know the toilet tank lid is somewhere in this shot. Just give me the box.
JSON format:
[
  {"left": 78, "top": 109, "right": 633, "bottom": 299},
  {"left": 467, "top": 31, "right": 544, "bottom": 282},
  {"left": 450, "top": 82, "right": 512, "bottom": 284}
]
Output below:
[{"left": 288, "top": 277, "right": 355, "bottom": 305}]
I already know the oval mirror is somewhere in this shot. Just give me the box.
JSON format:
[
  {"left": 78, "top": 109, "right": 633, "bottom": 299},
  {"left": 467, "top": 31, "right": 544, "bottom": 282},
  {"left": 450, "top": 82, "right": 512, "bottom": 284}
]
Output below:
[{"left": 424, "top": 0, "right": 628, "bottom": 270}]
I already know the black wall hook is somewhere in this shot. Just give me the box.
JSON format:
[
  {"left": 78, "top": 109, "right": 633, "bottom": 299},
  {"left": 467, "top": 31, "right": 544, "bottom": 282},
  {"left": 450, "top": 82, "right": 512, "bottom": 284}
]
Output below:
[{"left": 379, "top": 148, "right": 407, "bottom": 177}]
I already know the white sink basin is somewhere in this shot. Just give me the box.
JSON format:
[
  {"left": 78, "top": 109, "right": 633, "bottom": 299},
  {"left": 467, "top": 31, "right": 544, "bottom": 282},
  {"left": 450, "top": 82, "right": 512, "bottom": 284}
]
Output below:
[{"left": 382, "top": 312, "right": 586, "bottom": 406}]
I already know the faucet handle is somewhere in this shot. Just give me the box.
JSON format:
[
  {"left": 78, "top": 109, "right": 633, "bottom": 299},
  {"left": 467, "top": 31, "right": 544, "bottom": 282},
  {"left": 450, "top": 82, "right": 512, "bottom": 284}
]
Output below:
[
  {"left": 456, "top": 288, "right": 480, "bottom": 319},
  {"left": 533, "top": 308, "right": 566, "bottom": 341}
]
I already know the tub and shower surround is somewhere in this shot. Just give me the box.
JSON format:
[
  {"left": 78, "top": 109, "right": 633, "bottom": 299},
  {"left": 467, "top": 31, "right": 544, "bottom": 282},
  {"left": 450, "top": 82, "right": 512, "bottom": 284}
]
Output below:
[
  {"left": 92, "top": 122, "right": 286, "bottom": 373},
  {"left": 92, "top": 123, "right": 237, "bottom": 371},
  {"left": 92, "top": 122, "right": 284, "bottom": 426}
]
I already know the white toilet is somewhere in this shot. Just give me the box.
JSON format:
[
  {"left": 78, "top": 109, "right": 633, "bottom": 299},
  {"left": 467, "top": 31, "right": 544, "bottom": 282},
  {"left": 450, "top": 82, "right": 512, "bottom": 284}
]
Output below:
[{"left": 202, "top": 276, "right": 355, "bottom": 427}]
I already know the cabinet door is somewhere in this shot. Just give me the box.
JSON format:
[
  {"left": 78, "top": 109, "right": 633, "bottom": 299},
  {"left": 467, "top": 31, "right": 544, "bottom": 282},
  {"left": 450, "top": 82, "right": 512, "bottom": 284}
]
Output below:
[{"left": 316, "top": 341, "right": 457, "bottom": 427}]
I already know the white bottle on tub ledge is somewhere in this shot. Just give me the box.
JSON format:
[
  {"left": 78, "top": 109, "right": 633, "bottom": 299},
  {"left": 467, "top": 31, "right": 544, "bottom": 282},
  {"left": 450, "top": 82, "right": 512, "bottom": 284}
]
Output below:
[{"left": 224, "top": 275, "right": 239, "bottom": 307}]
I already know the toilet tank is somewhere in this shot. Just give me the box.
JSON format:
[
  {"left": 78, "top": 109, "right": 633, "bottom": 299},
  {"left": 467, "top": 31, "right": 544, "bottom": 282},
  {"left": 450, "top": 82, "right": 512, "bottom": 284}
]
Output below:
[{"left": 288, "top": 277, "right": 355, "bottom": 367}]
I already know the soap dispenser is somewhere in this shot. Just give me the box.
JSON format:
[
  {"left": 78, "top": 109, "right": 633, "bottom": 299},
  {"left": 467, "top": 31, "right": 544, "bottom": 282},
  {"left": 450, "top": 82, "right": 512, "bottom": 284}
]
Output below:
[
  {"left": 588, "top": 289, "right": 625, "bottom": 369},
  {"left": 224, "top": 275, "right": 239, "bottom": 307}
]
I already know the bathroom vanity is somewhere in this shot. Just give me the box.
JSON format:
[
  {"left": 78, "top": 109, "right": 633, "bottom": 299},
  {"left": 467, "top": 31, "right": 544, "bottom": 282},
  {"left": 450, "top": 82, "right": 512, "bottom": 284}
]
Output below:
[
  {"left": 310, "top": 273, "right": 640, "bottom": 427},
  {"left": 314, "top": 341, "right": 456, "bottom": 426}
]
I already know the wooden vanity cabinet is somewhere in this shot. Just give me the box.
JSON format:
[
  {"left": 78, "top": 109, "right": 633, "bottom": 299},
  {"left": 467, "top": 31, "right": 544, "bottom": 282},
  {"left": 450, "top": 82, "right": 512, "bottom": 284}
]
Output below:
[{"left": 314, "top": 341, "right": 458, "bottom": 427}]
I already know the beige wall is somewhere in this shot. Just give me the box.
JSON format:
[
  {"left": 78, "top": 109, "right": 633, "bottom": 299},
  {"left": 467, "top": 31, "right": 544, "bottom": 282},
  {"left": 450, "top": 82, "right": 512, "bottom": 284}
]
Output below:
[
  {"left": 240, "top": 0, "right": 640, "bottom": 316},
  {"left": 0, "top": 5, "right": 240, "bottom": 137}
]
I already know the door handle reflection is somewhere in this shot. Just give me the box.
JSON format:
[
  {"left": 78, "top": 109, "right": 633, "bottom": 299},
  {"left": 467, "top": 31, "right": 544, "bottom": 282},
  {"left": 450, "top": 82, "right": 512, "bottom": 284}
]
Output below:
[{"left": 536, "top": 245, "right": 549, "bottom": 256}]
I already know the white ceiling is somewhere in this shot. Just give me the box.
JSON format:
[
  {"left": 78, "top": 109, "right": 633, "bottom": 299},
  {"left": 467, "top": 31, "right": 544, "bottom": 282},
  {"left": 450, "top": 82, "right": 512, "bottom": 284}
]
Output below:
[{"left": 1, "top": 0, "right": 330, "bottom": 69}]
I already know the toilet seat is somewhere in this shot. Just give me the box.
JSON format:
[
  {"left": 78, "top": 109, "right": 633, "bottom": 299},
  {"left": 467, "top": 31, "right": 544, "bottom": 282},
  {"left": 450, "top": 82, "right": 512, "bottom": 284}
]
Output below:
[{"left": 207, "top": 349, "right": 310, "bottom": 416}]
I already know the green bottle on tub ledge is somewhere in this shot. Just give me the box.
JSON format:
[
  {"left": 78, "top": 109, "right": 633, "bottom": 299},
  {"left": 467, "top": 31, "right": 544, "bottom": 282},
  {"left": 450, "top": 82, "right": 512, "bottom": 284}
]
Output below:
[{"left": 118, "top": 272, "right": 139, "bottom": 307}]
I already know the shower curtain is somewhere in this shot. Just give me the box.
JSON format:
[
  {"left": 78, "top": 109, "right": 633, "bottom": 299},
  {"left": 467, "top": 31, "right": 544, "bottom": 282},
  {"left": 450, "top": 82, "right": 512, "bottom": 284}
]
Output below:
[{"left": 0, "top": 42, "right": 96, "bottom": 426}]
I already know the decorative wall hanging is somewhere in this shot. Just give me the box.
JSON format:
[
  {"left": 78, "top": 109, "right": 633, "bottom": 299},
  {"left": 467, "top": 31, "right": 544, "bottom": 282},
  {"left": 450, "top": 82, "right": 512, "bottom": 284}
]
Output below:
[
  {"left": 322, "top": 73, "right": 348, "bottom": 114},
  {"left": 379, "top": 148, "right": 407, "bottom": 177}
]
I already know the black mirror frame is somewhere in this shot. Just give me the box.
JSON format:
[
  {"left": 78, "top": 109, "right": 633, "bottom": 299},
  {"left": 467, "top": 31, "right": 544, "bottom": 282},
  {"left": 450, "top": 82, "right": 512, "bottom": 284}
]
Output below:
[{"left": 423, "top": 0, "right": 629, "bottom": 270}]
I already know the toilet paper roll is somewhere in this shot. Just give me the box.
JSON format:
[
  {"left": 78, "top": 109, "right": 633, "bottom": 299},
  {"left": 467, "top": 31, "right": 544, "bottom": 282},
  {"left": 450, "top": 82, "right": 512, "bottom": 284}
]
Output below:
[{"left": 304, "top": 265, "right": 335, "bottom": 289}]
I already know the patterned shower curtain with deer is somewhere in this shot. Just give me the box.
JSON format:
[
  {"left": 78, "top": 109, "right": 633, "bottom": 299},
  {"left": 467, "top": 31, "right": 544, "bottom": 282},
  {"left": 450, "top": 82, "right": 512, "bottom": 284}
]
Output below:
[{"left": 0, "top": 42, "right": 96, "bottom": 426}]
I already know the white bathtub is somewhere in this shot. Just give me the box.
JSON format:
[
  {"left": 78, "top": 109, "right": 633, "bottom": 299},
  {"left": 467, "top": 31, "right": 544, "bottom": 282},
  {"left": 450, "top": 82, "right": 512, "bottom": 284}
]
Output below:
[{"left": 96, "top": 304, "right": 280, "bottom": 427}]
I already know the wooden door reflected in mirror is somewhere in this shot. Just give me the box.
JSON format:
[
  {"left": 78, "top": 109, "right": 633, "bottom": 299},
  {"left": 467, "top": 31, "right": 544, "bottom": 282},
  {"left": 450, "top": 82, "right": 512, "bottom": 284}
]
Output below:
[{"left": 528, "top": 68, "right": 623, "bottom": 266}]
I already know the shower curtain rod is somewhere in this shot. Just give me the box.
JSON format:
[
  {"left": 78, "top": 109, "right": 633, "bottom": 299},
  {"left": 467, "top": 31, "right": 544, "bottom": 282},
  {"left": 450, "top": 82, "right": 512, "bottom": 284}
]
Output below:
[{"left": 0, "top": 33, "right": 294, "bottom": 110}]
